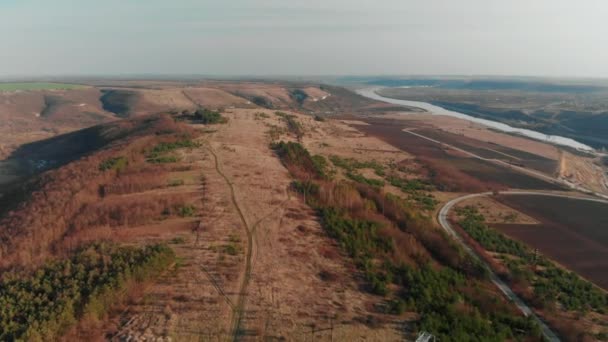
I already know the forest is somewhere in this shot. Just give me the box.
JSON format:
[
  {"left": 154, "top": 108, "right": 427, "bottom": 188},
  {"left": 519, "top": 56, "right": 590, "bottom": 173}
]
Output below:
[{"left": 0, "top": 243, "right": 175, "bottom": 341}]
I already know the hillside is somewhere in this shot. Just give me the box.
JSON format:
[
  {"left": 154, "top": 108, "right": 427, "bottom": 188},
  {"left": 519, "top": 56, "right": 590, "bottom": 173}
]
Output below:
[{"left": 1, "top": 81, "right": 606, "bottom": 341}]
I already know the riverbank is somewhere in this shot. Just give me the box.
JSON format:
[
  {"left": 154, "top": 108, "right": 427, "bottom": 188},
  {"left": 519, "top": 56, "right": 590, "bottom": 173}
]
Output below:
[{"left": 356, "top": 87, "right": 595, "bottom": 153}]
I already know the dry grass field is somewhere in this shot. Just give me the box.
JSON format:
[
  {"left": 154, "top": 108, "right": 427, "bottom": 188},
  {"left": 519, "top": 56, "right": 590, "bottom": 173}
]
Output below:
[{"left": 2, "top": 81, "right": 607, "bottom": 341}]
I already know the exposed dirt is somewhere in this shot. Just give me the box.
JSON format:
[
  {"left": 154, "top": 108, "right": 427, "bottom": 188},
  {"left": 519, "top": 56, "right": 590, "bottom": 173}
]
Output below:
[
  {"left": 372, "top": 112, "right": 561, "bottom": 160},
  {"left": 559, "top": 150, "right": 608, "bottom": 195},
  {"left": 494, "top": 194, "right": 608, "bottom": 290},
  {"left": 354, "top": 118, "right": 563, "bottom": 191}
]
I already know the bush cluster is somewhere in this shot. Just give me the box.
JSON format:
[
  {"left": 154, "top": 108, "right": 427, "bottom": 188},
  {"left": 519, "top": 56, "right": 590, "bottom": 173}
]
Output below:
[
  {"left": 274, "top": 112, "right": 304, "bottom": 139},
  {"left": 99, "top": 156, "right": 128, "bottom": 172}
]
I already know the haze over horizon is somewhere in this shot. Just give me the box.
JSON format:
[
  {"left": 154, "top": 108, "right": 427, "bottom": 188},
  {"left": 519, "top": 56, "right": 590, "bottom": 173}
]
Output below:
[{"left": 2, "top": 0, "right": 608, "bottom": 78}]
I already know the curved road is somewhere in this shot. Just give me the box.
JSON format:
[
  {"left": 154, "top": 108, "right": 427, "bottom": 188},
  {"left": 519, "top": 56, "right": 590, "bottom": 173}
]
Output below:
[{"left": 438, "top": 191, "right": 608, "bottom": 342}]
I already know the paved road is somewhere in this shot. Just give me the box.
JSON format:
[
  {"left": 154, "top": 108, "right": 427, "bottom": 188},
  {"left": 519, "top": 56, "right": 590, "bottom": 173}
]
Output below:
[{"left": 438, "top": 191, "right": 608, "bottom": 342}]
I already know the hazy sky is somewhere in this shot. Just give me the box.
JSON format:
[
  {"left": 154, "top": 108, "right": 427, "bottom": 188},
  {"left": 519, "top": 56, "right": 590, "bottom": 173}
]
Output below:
[{"left": 1, "top": 0, "right": 607, "bottom": 78}]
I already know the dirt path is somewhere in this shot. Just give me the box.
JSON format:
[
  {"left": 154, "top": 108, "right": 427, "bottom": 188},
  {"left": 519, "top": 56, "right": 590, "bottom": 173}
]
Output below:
[{"left": 205, "top": 144, "right": 254, "bottom": 341}]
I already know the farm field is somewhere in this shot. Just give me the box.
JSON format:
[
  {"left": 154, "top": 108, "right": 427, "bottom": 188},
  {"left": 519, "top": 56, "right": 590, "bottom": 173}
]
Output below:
[
  {"left": 355, "top": 118, "right": 564, "bottom": 191},
  {"left": 0, "top": 82, "right": 84, "bottom": 91},
  {"left": 415, "top": 128, "right": 558, "bottom": 175},
  {"left": 494, "top": 194, "right": 608, "bottom": 290}
]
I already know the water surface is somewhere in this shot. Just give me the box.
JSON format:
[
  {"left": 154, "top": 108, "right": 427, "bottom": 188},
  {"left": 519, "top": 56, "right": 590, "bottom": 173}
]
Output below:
[{"left": 357, "top": 87, "right": 594, "bottom": 152}]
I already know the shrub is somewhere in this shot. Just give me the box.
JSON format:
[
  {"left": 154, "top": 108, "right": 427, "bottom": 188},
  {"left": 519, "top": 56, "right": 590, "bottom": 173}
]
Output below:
[
  {"left": 272, "top": 141, "right": 327, "bottom": 179},
  {"left": 177, "top": 205, "right": 196, "bottom": 217},
  {"left": 193, "top": 108, "right": 227, "bottom": 124},
  {"left": 275, "top": 112, "right": 304, "bottom": 139},
  {"left": 99, "top": 156, "right": 128, "bottom": 172},
  {"left": 346, "top": 171, "right": 385, "bottom": 187}
]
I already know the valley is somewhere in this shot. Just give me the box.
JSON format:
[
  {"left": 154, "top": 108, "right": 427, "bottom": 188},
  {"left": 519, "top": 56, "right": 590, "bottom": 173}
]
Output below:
[{"left": 0, "top": 79, "right": 607, "bottom": 341}]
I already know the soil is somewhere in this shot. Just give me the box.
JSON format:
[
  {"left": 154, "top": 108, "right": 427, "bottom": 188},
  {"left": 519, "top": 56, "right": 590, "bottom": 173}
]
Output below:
[
  {"left": 494, "top": 194, "right": 608, "bottom": 290},
  {"left": 354, "top": 118, "right": 563, "bottom": 191}
]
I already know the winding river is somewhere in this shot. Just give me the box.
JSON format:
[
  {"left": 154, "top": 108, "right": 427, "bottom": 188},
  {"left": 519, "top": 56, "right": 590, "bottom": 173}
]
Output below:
[{"left": 357, "top": 87, "right": 594, "bottom": 152}]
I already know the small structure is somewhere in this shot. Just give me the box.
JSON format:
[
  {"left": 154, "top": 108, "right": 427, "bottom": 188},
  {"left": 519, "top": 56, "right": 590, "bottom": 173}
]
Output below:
[{"left": 416, "top": 331, "right": 437, "bottom": 342}]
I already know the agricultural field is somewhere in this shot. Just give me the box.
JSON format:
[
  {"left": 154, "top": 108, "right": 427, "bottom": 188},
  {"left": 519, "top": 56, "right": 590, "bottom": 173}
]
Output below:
[
  {"left": 494, "top": 194, "right": 608, "bottom": 290},
  {"left": 355, "top": 118, "right": 564, "bottom": 191},
  {"left": 0, "top": 82, "right": 84, "bottom": 91}
]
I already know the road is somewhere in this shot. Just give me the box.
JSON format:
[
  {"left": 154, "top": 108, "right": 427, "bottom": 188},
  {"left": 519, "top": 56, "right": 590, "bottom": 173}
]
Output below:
[
  {"left": 403, "top": 129, "right": 608, "bottom": 200},
  {"left": 438, "top": 191, "right": 608, "bottom": 342}
]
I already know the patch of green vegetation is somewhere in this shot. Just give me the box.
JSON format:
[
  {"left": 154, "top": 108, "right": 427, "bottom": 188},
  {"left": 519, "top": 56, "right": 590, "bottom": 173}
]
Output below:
[
  {"left": 275, "top": 112, "right": 304, "bottom": 139},
  {"left": 222, "top": 235, "right": 241, "bottom": 256},
  {"left": 319, "top": 207, "right": 393, "bottom": 295},
  {"left": 251, "top": 96, "right": 272, "bottom": 108},
  {"left": 192, "top": 108, "right": 227, "bottom": 124},
  {"left": 170, "top": 236, "right": 186, "bottom": 244},
  {"left": 0, "top": 82, "right": 84, "bottom": 92},
  {"left": 329, "top": 155, "right": 385, "bottom": 177},
  {"left": 387, "top": 176, "right": 431, "bottom": 192},
  {"left": 290, "top": 89, "right": 308, "bottom": 105},
  {"left": 223, "top": 244, "right": 239, "bottom": 256},
  {"left": 271, "top": 141, "right": 327, "bottom": 179},
  {"left": 146, "top": 138, "right": 199, "bottom": 164},
  {"left": 388, "top": 176, "right": 437, "bottom": 210},
  {"left": 457, "top": 206, "right": 608, "bottom": 312},
  {"left": 177, "top": 205, "right": 196, "bottom": 217},
  {"left": 254, "top": 112, "right": 270, "bottom": 120},
  {"left": 168, "top": 179, "right": 185, "bottom": 187},
  {"left": 394, "top": 264, "right": 541, "bottom": 341},
  {"left": 148, "top": 156, "right": 179, "bottom": 164},
  {"left": 266, "top": 124, "right": 286, "bottom": 141},
  {"left": 99, "top": 156, "right": 128, "bottom": 172},
  {"left": 346, "top": 171, "right": 385, "bottom": 187},
  {"left": 0, "top": 243, "right": 174, "bottom": 341}
]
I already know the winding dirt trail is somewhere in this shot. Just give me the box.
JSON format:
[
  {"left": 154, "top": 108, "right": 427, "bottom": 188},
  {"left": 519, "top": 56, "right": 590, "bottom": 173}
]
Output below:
[{"left": 206, "top": 144, "right": 254, "bottom": 341}]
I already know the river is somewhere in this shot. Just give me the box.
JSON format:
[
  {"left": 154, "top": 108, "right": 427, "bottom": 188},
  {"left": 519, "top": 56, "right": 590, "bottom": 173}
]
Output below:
[{"left": 356, "top": 87, "right": 595, "bottom": 152}]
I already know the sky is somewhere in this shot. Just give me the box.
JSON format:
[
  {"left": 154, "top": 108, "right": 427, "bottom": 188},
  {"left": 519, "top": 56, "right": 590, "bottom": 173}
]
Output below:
[{"left": 1, "top": 0, "right": 607, "bottom": 78}]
